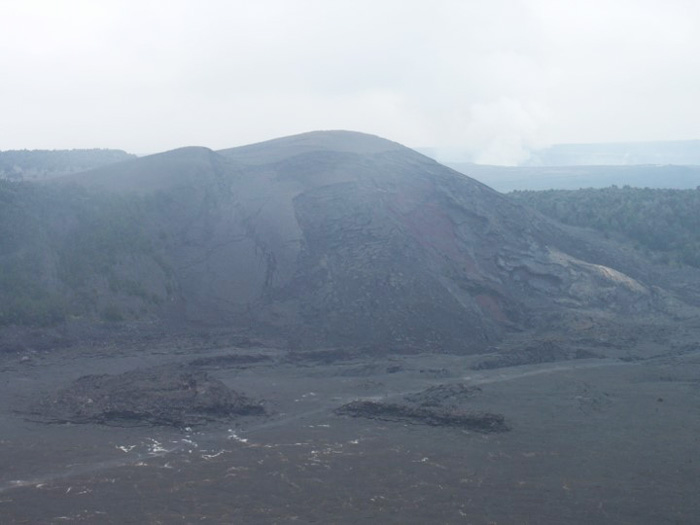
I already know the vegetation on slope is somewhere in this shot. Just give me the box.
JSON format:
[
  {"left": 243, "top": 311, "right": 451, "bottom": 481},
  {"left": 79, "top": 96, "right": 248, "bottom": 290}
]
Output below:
[
  {"left": 0, "top": 149, "right": 134, "bottom": 180},
  {"left": 0, "top": 179, "right": 165, "bottom": 326},
  {"left": 510, "top": 186, "right": 700, "bottom": 268}
]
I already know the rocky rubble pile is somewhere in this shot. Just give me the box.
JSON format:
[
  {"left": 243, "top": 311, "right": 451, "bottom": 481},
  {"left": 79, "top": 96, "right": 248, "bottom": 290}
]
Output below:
[
  {"left": 26, "top": 364, "right": 265, "bottom": 427},
  {"left": 335, "top": 400, "right": 508, "bottom": 433}
]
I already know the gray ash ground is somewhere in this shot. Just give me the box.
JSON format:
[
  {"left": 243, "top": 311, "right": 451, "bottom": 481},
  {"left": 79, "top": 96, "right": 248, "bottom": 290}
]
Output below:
[
  {"left": 1, "top": 329, "right": 700, "bottom": 524},
  {"left": 403, "top": 383, "right": 483, "bottom": 406}
]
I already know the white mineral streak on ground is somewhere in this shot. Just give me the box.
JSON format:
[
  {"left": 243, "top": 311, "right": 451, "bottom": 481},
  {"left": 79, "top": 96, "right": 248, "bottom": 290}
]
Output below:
[
  {"left": 227, "top": 429, "right": 249, "bottom": 443},
  {"left": 201, "top": 450, "right": 227, "bottom": 460}
]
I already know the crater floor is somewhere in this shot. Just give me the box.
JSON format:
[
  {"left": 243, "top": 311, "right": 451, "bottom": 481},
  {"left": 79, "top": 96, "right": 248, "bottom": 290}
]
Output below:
[{"left": 1, "top": 328, "right": 700, "bottom": 524}]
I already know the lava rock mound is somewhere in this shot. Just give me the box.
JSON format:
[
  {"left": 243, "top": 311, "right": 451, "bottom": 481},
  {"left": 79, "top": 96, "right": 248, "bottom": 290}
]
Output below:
[
  {"left": 27, "top": 365, "right": 265, "bottom": 427},
  {"left": 335, "top": 400, "right": 508, "bottom": 433}
]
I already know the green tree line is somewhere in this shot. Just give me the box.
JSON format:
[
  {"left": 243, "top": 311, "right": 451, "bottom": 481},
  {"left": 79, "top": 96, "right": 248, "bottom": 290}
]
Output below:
[{"left": 510, "top": 186, "right": 700, "bottom": 268}]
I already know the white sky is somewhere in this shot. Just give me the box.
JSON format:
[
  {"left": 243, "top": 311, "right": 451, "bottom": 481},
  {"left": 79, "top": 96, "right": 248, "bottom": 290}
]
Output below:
[{"left": 1, "top": 0, "right": 699, "bottom": 163}]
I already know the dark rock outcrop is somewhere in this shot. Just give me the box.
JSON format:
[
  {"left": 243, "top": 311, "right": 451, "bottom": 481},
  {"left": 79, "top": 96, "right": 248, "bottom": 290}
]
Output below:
[
  {"left": 335, "top": 400, "right": 508, "bottom": 433},
  {"left": 26, "top": 365, "right": 265, "bottom": 427},
  {"left": 336, "top": 381, "right": 507, "bottom": 432}
]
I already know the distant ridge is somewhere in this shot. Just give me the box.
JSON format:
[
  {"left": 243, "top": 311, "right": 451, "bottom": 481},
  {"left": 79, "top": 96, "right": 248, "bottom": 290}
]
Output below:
[
  {"left": 0, "top": 148, "right": 135, "bottom": 180},
  {"left": 59, "top": 146, "right": 227, "bottom": 194},
  {"left": 527, "top": 139, "right": 700, "bottom": 166}
]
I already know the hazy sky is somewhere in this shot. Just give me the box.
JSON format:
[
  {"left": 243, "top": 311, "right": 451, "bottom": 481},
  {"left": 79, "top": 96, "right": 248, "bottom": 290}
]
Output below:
[{"left": 1, "top": 0, "right": 699, "bottom": 164}]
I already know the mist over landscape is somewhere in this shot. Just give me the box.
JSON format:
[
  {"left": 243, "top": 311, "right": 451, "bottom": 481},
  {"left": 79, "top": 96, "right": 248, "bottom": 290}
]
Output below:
[{"left": 2, "top": 1, "right": 700, "bottom": 524}]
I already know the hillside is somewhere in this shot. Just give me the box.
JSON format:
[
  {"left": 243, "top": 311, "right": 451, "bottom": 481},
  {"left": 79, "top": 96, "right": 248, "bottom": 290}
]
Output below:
[
  {"left": 1, "top": 131, "right": 697, "bottom": 352},
  {"left": 0, "top": 179, "right": 169, "bottom": 327}
]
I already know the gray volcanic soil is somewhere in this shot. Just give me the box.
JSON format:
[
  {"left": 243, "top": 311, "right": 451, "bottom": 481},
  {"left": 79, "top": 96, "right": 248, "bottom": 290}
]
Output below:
[{"left": 2, "top": 325, "right": 700, "bottom": 524}]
